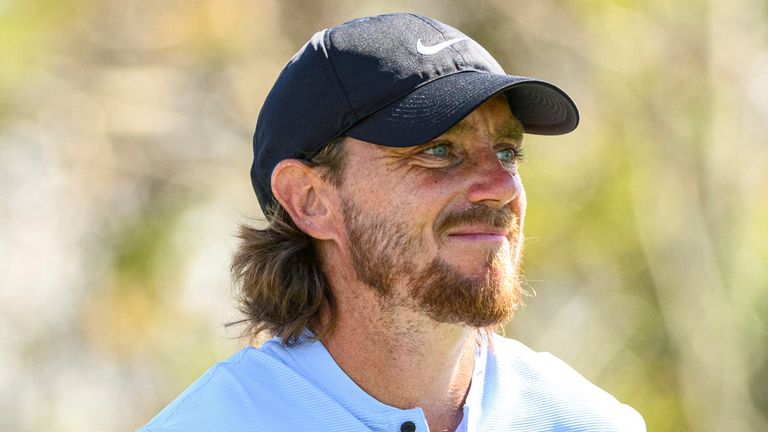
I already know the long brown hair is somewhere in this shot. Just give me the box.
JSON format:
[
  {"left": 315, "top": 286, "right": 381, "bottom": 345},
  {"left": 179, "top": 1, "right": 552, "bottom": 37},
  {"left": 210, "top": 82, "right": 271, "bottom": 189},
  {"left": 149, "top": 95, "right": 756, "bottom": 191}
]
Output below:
[{"left": 230, "top": 138, "right": 347, "bottom": 345}]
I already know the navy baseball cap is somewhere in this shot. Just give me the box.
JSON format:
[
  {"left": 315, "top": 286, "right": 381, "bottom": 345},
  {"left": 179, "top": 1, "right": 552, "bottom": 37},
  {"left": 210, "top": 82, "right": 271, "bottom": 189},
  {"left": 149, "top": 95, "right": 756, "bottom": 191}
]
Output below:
[{"left": 252, "top": 13, "right": 579, "bottom": 212}]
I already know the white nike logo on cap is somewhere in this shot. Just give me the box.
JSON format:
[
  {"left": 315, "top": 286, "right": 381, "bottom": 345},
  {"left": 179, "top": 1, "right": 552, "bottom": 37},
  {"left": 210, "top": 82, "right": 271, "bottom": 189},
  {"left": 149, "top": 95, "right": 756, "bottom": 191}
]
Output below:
[{"left": 416, "top": 37, "right": 469, "bottom": 55}]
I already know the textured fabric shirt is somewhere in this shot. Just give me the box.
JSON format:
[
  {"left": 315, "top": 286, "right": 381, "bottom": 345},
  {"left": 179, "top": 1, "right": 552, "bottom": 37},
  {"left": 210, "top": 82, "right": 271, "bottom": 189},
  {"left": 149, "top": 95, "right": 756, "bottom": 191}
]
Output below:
[{"left": 138, "top": 332, "right": 645, "bottom": 431}]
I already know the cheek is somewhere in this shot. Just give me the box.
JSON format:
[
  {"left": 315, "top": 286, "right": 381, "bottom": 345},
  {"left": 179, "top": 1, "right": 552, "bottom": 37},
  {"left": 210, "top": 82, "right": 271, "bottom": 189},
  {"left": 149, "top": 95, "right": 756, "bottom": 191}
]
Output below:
[
  {"left": 512, "top": 176, "right": 527, "bottom": 221},
  {"left": 387, "top": 185, "right": 446, "bottom": 250}
]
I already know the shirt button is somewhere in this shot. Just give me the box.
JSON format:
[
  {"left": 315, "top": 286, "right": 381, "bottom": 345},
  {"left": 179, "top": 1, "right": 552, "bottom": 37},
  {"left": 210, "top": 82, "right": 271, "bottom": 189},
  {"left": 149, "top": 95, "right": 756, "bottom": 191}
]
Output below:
[{"left": 400, "top": 421, "right": 416, "bottom": 432}]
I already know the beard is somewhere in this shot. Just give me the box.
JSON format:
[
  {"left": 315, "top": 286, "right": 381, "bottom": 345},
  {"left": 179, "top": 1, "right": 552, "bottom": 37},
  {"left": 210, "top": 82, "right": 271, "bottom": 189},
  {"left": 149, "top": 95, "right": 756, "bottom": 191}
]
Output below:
[{"left": 341, "top": 198, "right": 524, "bottom": 328}]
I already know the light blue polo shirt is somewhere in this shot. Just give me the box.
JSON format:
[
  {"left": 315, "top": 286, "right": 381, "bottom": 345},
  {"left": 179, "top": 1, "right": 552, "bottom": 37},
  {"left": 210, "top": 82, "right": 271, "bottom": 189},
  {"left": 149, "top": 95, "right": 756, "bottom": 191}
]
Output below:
[{"left": 139, "top": 331, "right": 645, "bottom": 431}]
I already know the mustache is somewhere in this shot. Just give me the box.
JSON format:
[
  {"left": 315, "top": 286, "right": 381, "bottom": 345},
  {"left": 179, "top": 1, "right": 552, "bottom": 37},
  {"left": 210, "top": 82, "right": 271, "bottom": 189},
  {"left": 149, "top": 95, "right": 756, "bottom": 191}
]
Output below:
[{"left": 434, "top": 205, "right": 518, "bottom": 235}]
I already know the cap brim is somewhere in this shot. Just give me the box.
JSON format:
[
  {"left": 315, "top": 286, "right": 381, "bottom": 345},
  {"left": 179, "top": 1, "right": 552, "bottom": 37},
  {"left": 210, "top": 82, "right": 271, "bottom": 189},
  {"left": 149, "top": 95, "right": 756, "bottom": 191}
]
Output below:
[{"left": 346, "top": 71, "right": 579, "bottom": 146}]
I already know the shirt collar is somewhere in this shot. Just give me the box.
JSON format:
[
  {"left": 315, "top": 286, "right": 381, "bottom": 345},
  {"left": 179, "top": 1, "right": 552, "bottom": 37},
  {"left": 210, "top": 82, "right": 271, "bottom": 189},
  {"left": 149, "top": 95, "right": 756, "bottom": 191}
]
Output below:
[
  {"left": 277, "top": 329, "right": 490, "bottom": 432},
  {"left": 281, "top": 330, "right": 429, "bottom": 431}
]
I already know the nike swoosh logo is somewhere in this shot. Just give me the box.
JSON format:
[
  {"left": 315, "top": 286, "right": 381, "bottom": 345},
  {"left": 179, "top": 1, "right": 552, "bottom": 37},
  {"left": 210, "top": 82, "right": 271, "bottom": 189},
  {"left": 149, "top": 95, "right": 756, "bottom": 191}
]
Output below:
[{"left": 416, "top": 37, "right": 469, "bottom": 55}]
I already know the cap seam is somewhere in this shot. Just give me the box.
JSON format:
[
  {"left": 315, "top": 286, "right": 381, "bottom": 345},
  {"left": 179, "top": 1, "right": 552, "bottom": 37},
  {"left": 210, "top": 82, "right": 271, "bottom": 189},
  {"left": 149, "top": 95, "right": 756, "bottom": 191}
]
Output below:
[
  {"left": 323, "top": 27, "right": 357, "bottom": 126},
  {"left": 354, "top": 69, "right": 488, "bottom": 122}
]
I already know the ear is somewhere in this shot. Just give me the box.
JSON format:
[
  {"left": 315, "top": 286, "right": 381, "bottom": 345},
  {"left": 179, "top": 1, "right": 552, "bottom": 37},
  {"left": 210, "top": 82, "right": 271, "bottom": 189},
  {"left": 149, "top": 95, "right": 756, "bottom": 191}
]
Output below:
[{"left": 271, "top": 159, "right": 338, "bottom": 240}]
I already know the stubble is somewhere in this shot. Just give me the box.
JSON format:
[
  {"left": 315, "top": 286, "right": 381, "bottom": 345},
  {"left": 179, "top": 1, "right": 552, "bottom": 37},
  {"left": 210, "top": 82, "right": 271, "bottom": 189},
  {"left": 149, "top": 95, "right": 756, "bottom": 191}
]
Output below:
[{"left": 342, "top": 198, "right": 523, "bottom": 328}]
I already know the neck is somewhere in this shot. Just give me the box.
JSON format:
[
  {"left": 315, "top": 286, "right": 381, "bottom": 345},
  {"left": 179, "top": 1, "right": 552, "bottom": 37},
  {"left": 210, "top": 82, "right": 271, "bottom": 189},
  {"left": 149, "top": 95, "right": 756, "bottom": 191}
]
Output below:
[{"left": 317, "top": 274, "right": 478, "bottom": 432}]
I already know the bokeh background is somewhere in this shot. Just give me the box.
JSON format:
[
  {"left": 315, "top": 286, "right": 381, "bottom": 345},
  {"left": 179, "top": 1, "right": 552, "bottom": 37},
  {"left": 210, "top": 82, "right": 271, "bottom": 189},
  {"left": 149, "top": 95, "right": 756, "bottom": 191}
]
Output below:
[{"left": 1, "top": 0, "right": 767, "bottom": 430}]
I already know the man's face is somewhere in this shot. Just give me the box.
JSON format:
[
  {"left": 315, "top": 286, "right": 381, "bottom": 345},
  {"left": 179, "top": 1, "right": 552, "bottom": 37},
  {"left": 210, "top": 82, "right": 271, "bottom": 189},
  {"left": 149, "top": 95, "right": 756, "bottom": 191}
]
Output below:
[{"left": 336, "top": 94, "right": 527, "bottom": 327}]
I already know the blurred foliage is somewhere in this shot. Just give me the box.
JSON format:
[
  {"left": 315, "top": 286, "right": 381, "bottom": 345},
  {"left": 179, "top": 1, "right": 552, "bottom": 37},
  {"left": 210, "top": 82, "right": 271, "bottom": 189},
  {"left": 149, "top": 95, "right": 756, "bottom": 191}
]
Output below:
[
  {"left": 1, "top": 0, "right": 767, "bottom": 431},
  {"left": 0, "top": 1, "right": 68, "bottom": 93}
]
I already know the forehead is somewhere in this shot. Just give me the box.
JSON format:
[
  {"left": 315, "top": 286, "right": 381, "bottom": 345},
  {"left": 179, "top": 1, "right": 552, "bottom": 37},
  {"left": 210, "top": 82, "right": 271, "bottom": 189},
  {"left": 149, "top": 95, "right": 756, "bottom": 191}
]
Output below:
[{"left": 441, "top": 94, "right": 523, "bottom": 140}]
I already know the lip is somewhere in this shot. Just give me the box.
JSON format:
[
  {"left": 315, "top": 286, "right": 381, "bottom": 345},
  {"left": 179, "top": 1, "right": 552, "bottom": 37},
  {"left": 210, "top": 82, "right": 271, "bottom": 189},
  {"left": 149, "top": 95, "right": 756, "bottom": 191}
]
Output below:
[
  {"left": 445, "top": 226, "right": 510, "bottom": 241},
  {"left": 448, "top": 233, "right": 508, "bottom": 242}
]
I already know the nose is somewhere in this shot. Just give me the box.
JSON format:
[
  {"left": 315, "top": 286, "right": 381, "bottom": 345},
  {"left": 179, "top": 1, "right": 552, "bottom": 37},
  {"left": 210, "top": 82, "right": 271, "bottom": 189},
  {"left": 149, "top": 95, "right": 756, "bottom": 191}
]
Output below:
[{"left": 465, "top": 151, "right": 523, "bottom": 209}]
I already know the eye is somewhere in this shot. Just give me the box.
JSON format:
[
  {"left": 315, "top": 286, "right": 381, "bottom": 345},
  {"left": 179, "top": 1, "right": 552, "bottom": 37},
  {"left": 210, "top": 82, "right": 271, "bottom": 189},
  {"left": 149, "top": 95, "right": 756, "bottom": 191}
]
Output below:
[
  {"left": 423, "top": 143, "right": 450, "bottom": 157},
  {"left": 496, "top": 147, "right": 524, "bottom": 163}
]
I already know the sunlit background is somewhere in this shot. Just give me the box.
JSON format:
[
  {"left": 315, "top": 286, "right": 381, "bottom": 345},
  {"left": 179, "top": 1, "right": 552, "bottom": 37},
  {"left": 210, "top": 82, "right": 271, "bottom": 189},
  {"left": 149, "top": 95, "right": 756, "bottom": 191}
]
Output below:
[{"left": 1, "top": 0, "right": 767, "bottom": 431}]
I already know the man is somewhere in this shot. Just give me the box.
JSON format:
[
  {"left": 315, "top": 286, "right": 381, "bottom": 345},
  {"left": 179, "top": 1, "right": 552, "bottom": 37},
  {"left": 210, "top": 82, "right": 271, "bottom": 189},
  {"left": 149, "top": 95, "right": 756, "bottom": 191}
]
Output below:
[{"left": 140, "top": 13, "right": 645, "bottom": 432}]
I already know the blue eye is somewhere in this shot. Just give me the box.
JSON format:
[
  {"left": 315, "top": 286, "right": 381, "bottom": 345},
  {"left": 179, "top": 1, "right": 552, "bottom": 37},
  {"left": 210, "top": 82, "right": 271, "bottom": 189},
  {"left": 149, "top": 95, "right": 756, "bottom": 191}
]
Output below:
[
  {"left": 496, "top": 149, "right": 516, "bottom": 162},
  {"left": 496, "top": 148, "right": 523, "bottom": 162},
  {"left": 423, "top": 144, "right": 450, "bottom": 157}
]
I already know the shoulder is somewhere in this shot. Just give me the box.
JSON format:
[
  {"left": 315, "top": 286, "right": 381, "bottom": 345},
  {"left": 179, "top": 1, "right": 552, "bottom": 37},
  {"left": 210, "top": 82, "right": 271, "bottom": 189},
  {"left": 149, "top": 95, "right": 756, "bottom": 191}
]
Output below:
[
  {"left": 137, "top": 347, "right": 282, "bottom": 432},
  {"left": 490, "top": 336, "right": 596, "bottom": 386},
  {"left": 482, "top": 335, "right": 646, "bottom": 431},
  {"left": 137, "top": 341, "right": 352, "bottom": 432}
]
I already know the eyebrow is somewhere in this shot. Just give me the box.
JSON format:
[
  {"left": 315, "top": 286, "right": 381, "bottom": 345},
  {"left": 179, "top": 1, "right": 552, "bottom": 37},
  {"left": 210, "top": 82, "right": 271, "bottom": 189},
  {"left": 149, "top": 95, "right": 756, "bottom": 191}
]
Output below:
[
  {"left": 382, "top": 116, "right": 525, "bottom": 157},
  {"left": 446, "top": 118, "right": 524, "bottom": 140}
]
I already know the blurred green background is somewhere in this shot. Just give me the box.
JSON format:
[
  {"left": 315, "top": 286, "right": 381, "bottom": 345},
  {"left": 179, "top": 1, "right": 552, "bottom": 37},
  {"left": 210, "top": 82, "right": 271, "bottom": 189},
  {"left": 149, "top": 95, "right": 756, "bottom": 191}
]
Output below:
[{"left": 1, "top": 0, "right": 767, "bottom": 430}]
